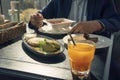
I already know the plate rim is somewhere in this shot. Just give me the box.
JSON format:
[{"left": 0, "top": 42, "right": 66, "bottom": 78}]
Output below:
[
  {"left": 62, "top": 34, "right": 112, "bottom": 49},
  {"left": 38, "top": 25, "right": 72, "bottom": 35}
]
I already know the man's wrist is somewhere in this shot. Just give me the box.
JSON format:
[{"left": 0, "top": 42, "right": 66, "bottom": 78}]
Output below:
[
  {"left": 28, "top": 21, "right": 38, "bottom": 29},
  {"left": 96, "top": 20, "right": 106, "bottom": 32}
]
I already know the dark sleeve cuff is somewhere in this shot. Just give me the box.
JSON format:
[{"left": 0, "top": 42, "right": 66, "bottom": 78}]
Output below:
[
  {"left": 28, "top": 21, "right": 38, "bottom": 30},
  {"left": 97, "top": 20, "right": 106, "bottom": 32},
  {"left": 93, "top": 19, "right": 111, "bottom": 37}
]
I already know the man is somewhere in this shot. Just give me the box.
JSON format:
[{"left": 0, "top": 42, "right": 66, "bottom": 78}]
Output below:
[{"left": 29, "top": 0, "right": 120, "bottom": 37}]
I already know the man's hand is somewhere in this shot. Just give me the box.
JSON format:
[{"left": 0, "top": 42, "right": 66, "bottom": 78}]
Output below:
[
  {"left": 70, "top": 20, "right": 103, "bottom": 34},
  {"left": 30, "top": 13, "right": 43, "bottom": 28}
]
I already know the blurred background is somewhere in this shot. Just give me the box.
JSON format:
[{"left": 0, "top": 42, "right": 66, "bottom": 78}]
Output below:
[{"left": 0, "top": 0, "right": 51, "bottom": 22}]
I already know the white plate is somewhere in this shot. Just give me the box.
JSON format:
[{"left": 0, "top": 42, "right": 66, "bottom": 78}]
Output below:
[
  {"left": 63, "top": 34, "right": 112, "bottom": 49},
  {"left": 38, "top": 25, "right": 72, "bottom": 35},
  {"left": 22, "top": 34, "right": 65, "bottom": 57}
]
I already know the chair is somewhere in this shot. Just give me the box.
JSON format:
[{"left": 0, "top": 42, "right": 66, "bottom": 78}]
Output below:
[
  {"left": 102, "top": 34, "right": 114, "bottom": 80},
  {"left": 103, "top": 31, "right": 120, "bottom": 80},
  {"left": 109, "top": 31, "right": 120, "bottom": 80}
]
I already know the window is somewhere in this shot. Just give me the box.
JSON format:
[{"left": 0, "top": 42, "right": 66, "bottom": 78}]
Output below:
[
  {"left": 0, "top": 0, "right": 51, "bottom": 22},
  {"left": 0, "top": 0, "right": 3, "bottom": 14}
]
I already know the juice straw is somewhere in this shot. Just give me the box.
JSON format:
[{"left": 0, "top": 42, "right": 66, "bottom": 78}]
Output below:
[{"left": 68, "top": 33, "right": 76, "bottom": 46}]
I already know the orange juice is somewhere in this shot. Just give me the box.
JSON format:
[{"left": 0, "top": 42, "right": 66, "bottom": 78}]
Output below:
[{"left": 68, "top": 41, "right": 95, "bottom": 76}]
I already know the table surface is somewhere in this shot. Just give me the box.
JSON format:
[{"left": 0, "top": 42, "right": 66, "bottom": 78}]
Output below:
[{"left": 0, "top": 28, "right": 108, "bottom": 80}]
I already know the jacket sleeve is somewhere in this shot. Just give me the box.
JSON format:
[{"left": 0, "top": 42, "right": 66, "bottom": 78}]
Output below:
[
  {"left": 28, "top": 0, "right": 56, "bottom": 29},
  {"left": 41, "top": 0, "right": 56, "bottom": 19},
  {"left": 28, "top": 21, "right": 37, "bottom": 30},
  {"left": 94, "top": 0, "right": 120, "bottom": 37},
  {"left": 99, "top": 16, "right": 120, "bottom": 33}
]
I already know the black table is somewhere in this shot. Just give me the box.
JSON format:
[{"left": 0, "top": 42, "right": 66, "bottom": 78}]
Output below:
[{"left": 0, "top": 29, "right": 108, "bottom": 80}]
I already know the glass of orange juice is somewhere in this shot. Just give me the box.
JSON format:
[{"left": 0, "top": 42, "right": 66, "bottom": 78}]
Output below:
[{"left": 68, "top": 40, "right": 96, "bottom": 80}]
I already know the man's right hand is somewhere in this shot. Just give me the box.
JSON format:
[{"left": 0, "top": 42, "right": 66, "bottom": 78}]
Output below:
[{"left": 30, "top": 13, "right": 44, "bottom": 28}]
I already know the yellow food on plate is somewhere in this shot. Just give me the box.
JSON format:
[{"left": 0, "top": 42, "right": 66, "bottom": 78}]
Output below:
[
  {"left": 68, "top": 34, "right": 86, "bottom": 41},
  {"left": 27, "top": 37, "right": 44, "bottom": 47},
  {"left": 26, "top": 37, "right": 60, "bottom": 53},
  {"left": 68, "top": 34, "right": 98, "bottom": 43},
  {"left": 42, "top": 40, "right": 60, "bottom": 52}
]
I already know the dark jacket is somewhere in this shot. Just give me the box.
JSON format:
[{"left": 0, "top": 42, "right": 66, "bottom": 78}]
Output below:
[{"left": 29, "top": 0, "right": 120, "bottom": 37}]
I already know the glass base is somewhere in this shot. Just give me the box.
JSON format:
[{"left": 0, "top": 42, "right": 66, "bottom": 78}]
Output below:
[{"left": 72, "top": 70, "right": 90, "bottom": 80}]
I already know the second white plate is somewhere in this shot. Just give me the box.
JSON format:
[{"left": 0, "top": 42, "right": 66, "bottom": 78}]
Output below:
[
  {"left": 63, "top": 34, "right": 112, "bottom": 49},
  {"left": 38, "top": 25, "right": 73, "bottom": 35}
]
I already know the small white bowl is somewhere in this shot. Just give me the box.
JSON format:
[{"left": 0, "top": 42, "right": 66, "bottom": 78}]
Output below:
[{"left": 45, "top": 18, "right": 75, "bottom": 31}]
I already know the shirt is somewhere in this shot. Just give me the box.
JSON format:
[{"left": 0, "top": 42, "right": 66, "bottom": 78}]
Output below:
[{"left": 68, "top": 0, "right": 88, "bottom": 22}]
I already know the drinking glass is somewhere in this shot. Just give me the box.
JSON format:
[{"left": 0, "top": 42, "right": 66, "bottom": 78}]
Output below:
[{"left": 68, "top": 40, "right": 96, "bottom": 80}]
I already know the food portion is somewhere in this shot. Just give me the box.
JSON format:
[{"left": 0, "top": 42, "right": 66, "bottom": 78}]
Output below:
[
  {"left": 45, "top": 18, "right": 75, "bottom": 26},
  {"left": 40, "top": 18, "right": 75, "bottom": 34},
  {"left": 24, "top": 33, "right": 37, "bottom": 41},
  {"left": 83, "top": 33, "right": 98, "bottom": 43},
  {"left": 27, "top": 37, "right": 44, "bottom": 47},
  {"left": 42, "top": 40, "right": 60, "bottom": 52},
  {"left": 24, "top": 35, "right": 61, "bottom": 55},
  {"left": 68, "top": 34, "right": 86, "bottom": 41},
  {"left": 47, "top": 19, "right": 64, "bottom": 25},
  {"left": 68, "top": 34, "right": 98, "bottom": 43}
]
